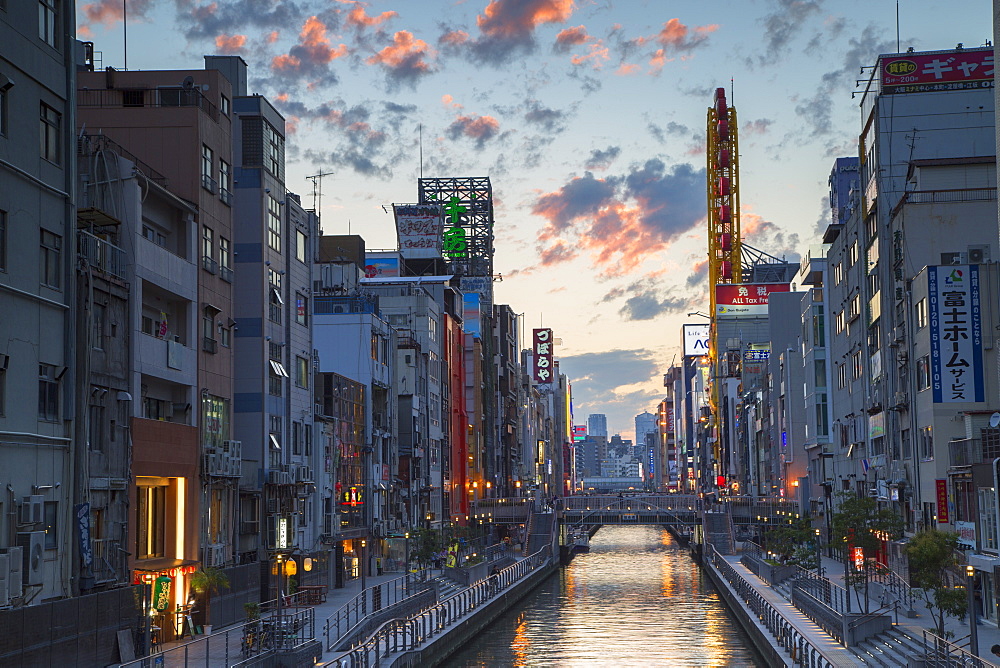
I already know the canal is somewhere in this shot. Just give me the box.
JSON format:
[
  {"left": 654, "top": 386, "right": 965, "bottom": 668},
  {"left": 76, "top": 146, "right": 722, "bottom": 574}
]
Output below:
[{"left": 445, "top": 525, "right": 764, "bottom": 667}]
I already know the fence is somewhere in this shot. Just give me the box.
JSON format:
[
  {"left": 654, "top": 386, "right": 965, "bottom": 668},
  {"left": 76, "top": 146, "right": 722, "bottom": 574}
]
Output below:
[
  {"left": 707, "top": 544, "right": 836, "bottom": 668},
  {"left": 118, "top": 604, "right": 315, "bottom": 668},
  {"left": 920, "top": 629, "right": 990, "bottom": 668},
  {"left": 323, "top": 570, "right": 430, "bottom": 651},
  {"left": 322, "top": 545, "right": 553, "bottom": 667},
  {"left": 0, "top": 585, "right": 143, "bottom": 667}
]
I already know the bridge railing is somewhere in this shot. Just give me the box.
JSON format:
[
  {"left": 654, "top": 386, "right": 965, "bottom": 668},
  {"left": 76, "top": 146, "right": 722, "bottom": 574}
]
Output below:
[{"left": 561, "top": 494, "right": 702, "bottom": 512}]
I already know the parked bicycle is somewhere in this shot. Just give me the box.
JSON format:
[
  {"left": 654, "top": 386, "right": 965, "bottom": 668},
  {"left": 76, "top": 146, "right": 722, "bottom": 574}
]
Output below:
[{"left": 240, "top": 620, "right": 272, "bottom": 658}]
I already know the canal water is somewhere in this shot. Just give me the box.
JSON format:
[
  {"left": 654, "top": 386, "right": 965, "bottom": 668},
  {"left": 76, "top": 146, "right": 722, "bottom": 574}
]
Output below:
[{"left": 446, "top": 525, "right": 763, "bottom": 667}]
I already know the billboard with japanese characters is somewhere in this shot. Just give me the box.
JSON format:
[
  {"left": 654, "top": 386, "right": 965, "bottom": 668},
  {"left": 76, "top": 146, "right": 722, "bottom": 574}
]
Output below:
[
  {"left": 928, "top": 265, "right": 984, "bottom": 403},
  {"left": 879, "top": 48, "right": 994, "bottom": 95},
  {"left": 715, "top": 283, "right": 790, "bottom": 318},
  {"left": 533, "top": 328, "right": 554, "bottom": 383},
  {"left": 393, "top": 204, "right": 444, "bottom": 258}
]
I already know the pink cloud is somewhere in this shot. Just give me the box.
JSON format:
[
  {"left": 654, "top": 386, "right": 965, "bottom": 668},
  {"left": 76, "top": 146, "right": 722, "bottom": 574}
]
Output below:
[
  {"left": 344, "top": 2, "right": 398, "bottom": 30},
  {"left": 271, "top": 16, "right": 348, "bottom": 73},
  {"left": 555, "top": 25, "right": 591, "bottom": 47},
  {"left": 476, "top": 0, "right": 575, "bottom": 39},
  {"left": 366, "top": 30, "right": 433, "bottom": 73},
  {"left": 440, "top": 29, "right": 470, "bottom": 46},
  {"left": 215, "top": 34, "right": 247, "bottom": 52}
]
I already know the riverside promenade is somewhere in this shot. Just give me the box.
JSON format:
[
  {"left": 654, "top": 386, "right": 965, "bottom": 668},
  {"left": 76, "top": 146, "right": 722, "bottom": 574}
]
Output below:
[{"left": 706, "top": 541, "right": 1000, "bottom": 667}]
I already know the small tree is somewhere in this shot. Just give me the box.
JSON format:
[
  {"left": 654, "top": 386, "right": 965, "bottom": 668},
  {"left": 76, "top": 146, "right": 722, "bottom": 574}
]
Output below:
[
  {"left": 830, "top": 492, "right": 904, "bottom": 612},
  {"left": 905, "top": 529, "right": 967, "bottom": 638},
  {"left": 763, "top": 516, "right": 814, "bottom": 565},
  {"left": 410, "top": 528, "right": 440, "bottom": 568},
  {"left": 190, "top": 567, "right": 230, "bottom": 629}
]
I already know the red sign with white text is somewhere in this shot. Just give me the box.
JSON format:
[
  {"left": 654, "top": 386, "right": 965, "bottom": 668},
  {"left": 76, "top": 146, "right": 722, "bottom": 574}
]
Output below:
[
  {"left": 715, "top": 283, "right": 790, "bottom": 317},
  {"left": 880, "top": 48, "right": 994, "bottom": 95}
]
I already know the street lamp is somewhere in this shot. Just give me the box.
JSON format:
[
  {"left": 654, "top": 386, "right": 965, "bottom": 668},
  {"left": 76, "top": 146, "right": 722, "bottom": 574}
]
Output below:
[
  {"left": 815, "top": 528, "right": 824, "bottom": 578},
  {"left": 967, "top": 564, "right": 979, "bottom": 658}
]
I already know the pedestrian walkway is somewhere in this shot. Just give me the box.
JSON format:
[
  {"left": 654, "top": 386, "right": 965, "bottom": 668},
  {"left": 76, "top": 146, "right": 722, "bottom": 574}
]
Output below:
[
  {"left": 814, "top": 554, "right": 1000, "bottom": 664},
  {"left": 716, "top": 553, "right": 858, "bottom": 667}
]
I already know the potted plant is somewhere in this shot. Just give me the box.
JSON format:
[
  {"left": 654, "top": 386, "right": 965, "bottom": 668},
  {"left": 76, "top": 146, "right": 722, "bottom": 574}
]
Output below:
[{"left": 190, "top": 566, "right": 230, "bottom": 634}]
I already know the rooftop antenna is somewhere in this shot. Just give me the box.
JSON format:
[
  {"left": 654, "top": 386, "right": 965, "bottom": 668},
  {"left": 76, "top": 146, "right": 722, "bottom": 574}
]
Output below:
[
  {"left": 307, "top": 170, "right": 334, "bottom": 231},
  {"left": 123, "top": 0, "right": 128, "bottom": 70},
  {"left": 419, "top": 123, "right": 423, "bottom": 179},
  {"left": 896, "top": 1, "right": 900, "bottom": 53}
]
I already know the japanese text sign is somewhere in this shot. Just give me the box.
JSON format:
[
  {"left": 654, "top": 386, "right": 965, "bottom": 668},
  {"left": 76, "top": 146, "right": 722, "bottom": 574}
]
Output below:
[
  {"left": 880, "top": 48, "right": 994, "bottom": 95},
  {"left": 393, "top": 204, "right": 444, "bottom": 259},
  {"left": 936, "top": 479, "right": 949, "bottom": 523},
  {"left": 928, "top": 265, "right": 984, "bottom": 403},
  {"left": 533, "top": 328, "right": 554, "bottom": 383},
  {"left": 715, "top": 283, "right": 790, "bottom": 317}
]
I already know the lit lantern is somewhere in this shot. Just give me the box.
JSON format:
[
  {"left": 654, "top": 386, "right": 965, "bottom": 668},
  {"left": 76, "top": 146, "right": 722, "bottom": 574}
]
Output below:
[
  {"left": 716, "top": 475, "right": 726, "bottom": 487},
  {"left": 304, "top": 557, "right": 313, "bottom": 572},
  {"left": 284, "top": 559, "right": 297, "bottom": 576}
]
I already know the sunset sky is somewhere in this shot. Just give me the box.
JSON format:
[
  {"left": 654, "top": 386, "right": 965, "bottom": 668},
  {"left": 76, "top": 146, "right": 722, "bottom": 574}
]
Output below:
[{"left": 77, "top": 0, "right": 992, "bottom": 437}]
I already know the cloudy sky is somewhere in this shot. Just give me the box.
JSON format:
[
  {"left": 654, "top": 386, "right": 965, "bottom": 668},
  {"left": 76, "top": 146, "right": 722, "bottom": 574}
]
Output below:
[{"left": 78, "top": 0, "right": 992, "bottom": 438}]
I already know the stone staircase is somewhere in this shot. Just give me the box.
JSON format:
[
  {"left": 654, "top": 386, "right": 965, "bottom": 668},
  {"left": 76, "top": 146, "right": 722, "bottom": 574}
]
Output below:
[
  {"left": 703, "top": 510, "right": 735, "bottom": 555},
  {"left": 525, "top": 511, "right": 555, "bottom": 555},
  {"left": 851, "top": 627, "right": 929, "bottom": 667},
  {"left": 431, "top": 575, "right": 467, "bottom": 600}
]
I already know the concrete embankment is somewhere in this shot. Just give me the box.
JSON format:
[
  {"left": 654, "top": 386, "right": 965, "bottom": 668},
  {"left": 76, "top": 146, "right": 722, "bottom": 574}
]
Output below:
[
  {"left": 702, "top": 557, "right": 792, "bottom": 667},
  {"left": 390, "top": 559, "right": 559, "bottom": 667}
]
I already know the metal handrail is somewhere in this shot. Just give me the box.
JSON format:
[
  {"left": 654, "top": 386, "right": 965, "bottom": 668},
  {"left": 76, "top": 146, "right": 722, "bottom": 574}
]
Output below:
[
  {"left": 320, "top": 545, "right": 553, "bottom": 666},
  {"left": 921, "top": 628, "right": 989, "bottom": 668},
  {"left": 707, "top": 543, "right": 836, "bottom": 668},
  {"left": 323, "top": 570, "right": 428, "bottom": 650}
]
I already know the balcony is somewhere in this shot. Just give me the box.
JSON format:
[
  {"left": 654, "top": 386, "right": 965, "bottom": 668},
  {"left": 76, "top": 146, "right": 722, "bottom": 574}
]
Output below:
[
  {"left": 138, "top": 333, "right": 195, "bottom": 379},
  {"left": 949, "top": 438, "right": 992, "bottom": 467},
  {"left": 201, "top": 174, "right": 218, "bottom": 194},
  {"left": 92, "top": 538, "right": 126, "bottom": 585},
  {"left": 202, "top": 336, "right": 218, "bottom": 354},
  {"left": 78, "top": 231, "right": 126, "bottom": 279},
  {"left": 202, "top": 255, "right": 218, "bottom": 275},
  {"left": 220, "top": 188, "right": 233, "bottom": 206},
  {"left": 78, "top": 87, "right": 220, "bottom": 122},
  {"left": 219, "top": 265, "right": 234, "bottom": 283}
]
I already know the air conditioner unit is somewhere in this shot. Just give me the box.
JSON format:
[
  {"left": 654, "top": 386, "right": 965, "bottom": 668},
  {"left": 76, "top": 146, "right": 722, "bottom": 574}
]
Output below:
[
  {"left": 19, "top": 496, "right": 43, "bottom": 525},
  {"left": 296, "top": 466, "right": 314, "bottom": 483},
  {"left": 266, "top": 498, "right": 278, "bottom": 514},
  {"left": 967, "top": 245, "right": 990, "bottom": 264},
  {"left": 16, "top": 532, "right": 44, "bottom": 586},
  {"left": 205, "top": 543, "right": 227, "bottom": 567}
]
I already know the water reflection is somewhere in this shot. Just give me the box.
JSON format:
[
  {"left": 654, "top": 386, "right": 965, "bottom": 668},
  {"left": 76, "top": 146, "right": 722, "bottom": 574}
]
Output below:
[{"left": 447, "top": 525, "right": 762, "bottom": 667}]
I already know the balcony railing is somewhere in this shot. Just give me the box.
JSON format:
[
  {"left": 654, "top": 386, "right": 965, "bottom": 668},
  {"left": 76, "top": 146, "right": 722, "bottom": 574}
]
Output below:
[
  {"left": 903, "top": 188, "right": 997, "bottom": 205},
  {"left": 202, "top": 255, "right": 218, "bottom": 274},
  {"left": 92, "top": 538, "right": 126, "bottom": 584},
  {"left": 219, "top": 265, "right": 234, "bottom": 283},
  {"left": 77, "top": 87, "right": 220, "bottom": 122},
  {"left": 201, "top": 174, "right": 217, "bottom": 194},
  {"left": 78, "top": 231, "right": 126, "bottom": 279},
  {"left": 220, "top": 188, "right": 232, "bottom": 206},
  {"left": 950, "top": 438, "right": 982, "bottom": 467}
]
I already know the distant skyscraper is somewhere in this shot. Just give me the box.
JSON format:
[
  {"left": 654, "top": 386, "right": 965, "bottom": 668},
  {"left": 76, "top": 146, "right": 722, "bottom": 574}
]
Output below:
[
  {"left": 635, "top": 411, "right": 657, "bottom": 448},
  {"left": 587, "top": 414, "right": 608, "bottom": 439}
]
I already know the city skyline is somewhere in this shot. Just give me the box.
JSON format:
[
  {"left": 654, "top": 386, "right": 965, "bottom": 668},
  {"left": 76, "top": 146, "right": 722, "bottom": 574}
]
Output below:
[{"left": 76, "top": 0, "right": 992, "bottom": 436}]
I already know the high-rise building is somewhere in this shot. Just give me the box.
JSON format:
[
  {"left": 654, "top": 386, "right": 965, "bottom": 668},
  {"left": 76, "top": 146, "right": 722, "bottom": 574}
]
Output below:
[{"left": 587, "top": 414, "right": 607, "bottom": 440}]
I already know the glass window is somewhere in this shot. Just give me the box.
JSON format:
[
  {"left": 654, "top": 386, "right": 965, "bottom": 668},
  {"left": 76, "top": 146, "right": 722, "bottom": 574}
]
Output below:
[
  {"left": 296, "top": 229, "right": 307, "bottom": 263},
  {"left": 292, "top": 421, "right": 301, "bottom": 455},
  {"left": 38, "top": 363, "right": 59, "bottom": 421},
  {"left": 201, "top": 394, "right": 229, "bottom": 449},
  {"left": 916, "top": 355, "right": 931, "bottom": 390},
  {"left": 201, "top": 144, "right": 213, "bottom": 180},
  {"left": 202, "top": 225, "right": 214, "bottom": 263},
  {"left": 267, "top": 196, "right": 282, "bottom": 252},
  {"left": 136, "top": 484, "right": 165, "bottom": 559},
  {"left": 295, "top": 356, "right": 308, "bottom": 388},
  {"left": 39, "top": 0, "right": 57, "bottom": 47},
  {"left": 219, "top": 159, "right": 231, "bottom": 193},
  {"left": 40, "top": 103, "right": 60, "bottom": 163},
  {"left": 920, "top": 425, "right": 933, "bottom": 460},
  {"left": 89, "top": 403, "right": 104, "bottom": 452},
  {"left": 220, "top": 237, "right": 231, "bottom": 269},
  {"left": 979, "top": 488, "right": 998, "bottom": 551},
  {"left": 0, "top": 366, "right": 6, "bottom": 417},
  {"left": 915, "top": 298, "right": 927, "bottom": 329},
  {"left": 264, "top": 122, "right": 283, "bottom": 178},
  {"left": 220, "top": 95, "right": 230, "bottom": 116},
  {"left": 295, "top": 292, "right": 307, "bottom": 326},
  {"left": 40, "top": 229, "right": 61, "bottom": 288}
]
